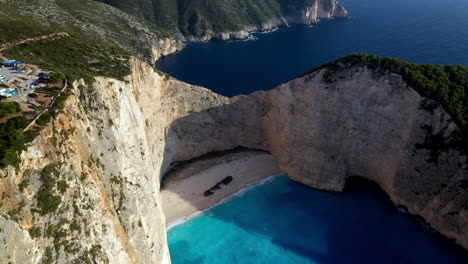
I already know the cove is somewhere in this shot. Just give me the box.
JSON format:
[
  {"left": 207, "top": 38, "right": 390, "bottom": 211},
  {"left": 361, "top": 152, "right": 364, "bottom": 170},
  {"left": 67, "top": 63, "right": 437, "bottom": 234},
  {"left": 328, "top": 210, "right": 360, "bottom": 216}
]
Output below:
[
  {"left": 156, "top": 0, "right": 468, "bottom": 97},
  {"left": 162, "top": 0, "right": 468, "bottom": 262},
  {"left": 168, "top": 176, "right": 468, "bottom": 264}
]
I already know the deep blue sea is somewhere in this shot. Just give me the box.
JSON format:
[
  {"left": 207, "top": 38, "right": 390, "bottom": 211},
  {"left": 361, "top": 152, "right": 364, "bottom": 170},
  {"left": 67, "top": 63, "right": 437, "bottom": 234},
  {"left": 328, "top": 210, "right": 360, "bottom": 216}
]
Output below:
[
  {"left": 157, "top": 0, "right": 468, "bottom": 97},
  {"left": 163, "top": 0, "right": 468, "bottom": 262},
  {"left": 168, "top": 176, "right": 468, "bottom": 264}
]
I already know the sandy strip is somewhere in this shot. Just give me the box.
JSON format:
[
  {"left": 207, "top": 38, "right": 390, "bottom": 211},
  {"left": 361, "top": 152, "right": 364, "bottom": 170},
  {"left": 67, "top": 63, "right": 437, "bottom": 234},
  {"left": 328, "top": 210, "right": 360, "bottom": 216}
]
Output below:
[{"left": 161, "top": 153, "right": 282, "bottom": 227}]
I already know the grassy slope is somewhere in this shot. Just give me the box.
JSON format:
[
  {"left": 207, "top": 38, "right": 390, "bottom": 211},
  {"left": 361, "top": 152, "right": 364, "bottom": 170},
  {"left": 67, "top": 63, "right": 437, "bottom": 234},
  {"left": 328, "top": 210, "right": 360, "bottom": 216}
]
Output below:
[
  {"left": 3, "top": 35, "right": 131, "bottom": 82},
  {"left": 0, "top": 0, "right": 173, "bottom": 59}
]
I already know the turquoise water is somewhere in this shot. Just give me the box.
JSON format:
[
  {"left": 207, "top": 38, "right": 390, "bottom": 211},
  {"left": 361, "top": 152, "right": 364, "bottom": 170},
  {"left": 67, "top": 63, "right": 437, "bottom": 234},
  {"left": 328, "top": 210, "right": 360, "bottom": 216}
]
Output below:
[
  {"left": 164, "top": 0, "right": 468, "bottom": 262},
  {"left": 157, "top": 0, "right": 468, "bottom": 97},
  {"left": 168, "top": 176, "right": 468, "bottom": 263}
]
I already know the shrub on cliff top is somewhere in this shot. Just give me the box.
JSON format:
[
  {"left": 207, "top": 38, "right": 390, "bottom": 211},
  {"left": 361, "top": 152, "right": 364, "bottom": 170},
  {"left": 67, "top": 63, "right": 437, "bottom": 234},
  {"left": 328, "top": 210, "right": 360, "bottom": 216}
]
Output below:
[
  {"left": 0, "top": 101, "right": 21, "bottom": 117},
  {"left": 3, "top": 35, "right": 131, "bottom": 81}
]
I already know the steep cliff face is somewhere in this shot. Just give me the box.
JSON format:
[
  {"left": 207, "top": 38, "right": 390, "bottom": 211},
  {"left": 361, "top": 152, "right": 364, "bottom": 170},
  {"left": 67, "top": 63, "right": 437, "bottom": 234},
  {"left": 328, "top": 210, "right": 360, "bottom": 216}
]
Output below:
[
  {"left": 0, "top": 57, "right": 466, "bottom": 263},
  {"left": 163, "top": 67, "right": 467, "bottom": 250},
  {"left": 281, "top": 0, "right": 348, "bottom": 24},
  {"left": 151, "top": 38, "right": 184, "bottom": 62},
  {"left": 0, "top": 58, "right": 227, "bottom": 263}
]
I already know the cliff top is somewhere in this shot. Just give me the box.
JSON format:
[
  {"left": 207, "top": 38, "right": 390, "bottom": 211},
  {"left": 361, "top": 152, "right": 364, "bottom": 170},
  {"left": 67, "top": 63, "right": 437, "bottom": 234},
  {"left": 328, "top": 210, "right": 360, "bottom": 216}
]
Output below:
[{"left": 308, "top": 54, "right": 468, "bottom": 152}]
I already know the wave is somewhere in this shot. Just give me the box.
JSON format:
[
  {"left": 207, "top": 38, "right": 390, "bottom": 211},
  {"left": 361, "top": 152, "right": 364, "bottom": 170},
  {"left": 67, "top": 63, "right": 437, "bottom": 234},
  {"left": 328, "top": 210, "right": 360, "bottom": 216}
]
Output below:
[
  {"left": 241, "top": 35, "right": 258, "bottom": 42},
  {"left": 258, "top": 28, "right": 279, "bottom": 34},
  {"left": 166, "top": 173, "right": 285, "bottom": 230}
]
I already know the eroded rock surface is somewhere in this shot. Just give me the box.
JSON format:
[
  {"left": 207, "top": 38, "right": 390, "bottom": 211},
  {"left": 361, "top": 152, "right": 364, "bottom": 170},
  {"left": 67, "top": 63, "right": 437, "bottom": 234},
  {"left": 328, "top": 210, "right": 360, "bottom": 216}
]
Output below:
[
  {"left": 0, "top": 58, "right": 466, "bottom": 263},
  {"left": 164, "top": 66, "right": 468, "bottom": 250}
]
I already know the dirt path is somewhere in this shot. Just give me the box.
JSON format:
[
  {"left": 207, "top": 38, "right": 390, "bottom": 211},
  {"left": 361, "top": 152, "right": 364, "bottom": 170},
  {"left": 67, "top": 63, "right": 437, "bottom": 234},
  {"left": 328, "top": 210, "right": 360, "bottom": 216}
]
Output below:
[{"left": 0, "top": 32, "right": 69, "bottom": 53}]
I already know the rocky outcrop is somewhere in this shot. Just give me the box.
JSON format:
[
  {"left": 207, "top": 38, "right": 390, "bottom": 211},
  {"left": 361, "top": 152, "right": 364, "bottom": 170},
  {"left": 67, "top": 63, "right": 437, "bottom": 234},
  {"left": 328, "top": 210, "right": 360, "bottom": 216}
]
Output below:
[
  {"left": 0, "top": 57, "right": 466, "bottom": 263},
  {"left": 151, "top": 38, "right": 184, "bottom": 62},
  {"left": 283, "top": 0, "right": 348, "bottom": 25},
  {"left": 182, "top": 18, "right": 284, "bottom": 42}
]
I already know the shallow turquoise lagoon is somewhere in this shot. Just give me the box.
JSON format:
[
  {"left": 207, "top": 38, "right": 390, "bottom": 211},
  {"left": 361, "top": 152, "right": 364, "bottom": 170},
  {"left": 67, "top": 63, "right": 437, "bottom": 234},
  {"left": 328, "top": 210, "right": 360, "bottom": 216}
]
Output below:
[{"left": 168, "top": 176, "right": 468, "bottom": 264}]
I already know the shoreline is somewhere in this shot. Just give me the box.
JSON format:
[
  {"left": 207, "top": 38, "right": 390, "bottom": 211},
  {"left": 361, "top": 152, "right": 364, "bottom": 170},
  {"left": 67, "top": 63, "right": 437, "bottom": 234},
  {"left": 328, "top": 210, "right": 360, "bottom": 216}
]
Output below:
[
  {"left": 156, "top": 17, "right": 352, "bottom": 62},
  {"left": 165, "top": 173, "right": 284, "bottom": 230},
  {"left": 161, "top": 152, "right": 283, "bottom": 229}
]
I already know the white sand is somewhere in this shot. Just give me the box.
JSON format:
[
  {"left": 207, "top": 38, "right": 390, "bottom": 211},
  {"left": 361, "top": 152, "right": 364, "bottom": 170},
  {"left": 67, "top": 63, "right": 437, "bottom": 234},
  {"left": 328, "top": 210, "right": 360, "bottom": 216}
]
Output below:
[{"left": 161, "top": 153, "right": 282, "bottom": 226}]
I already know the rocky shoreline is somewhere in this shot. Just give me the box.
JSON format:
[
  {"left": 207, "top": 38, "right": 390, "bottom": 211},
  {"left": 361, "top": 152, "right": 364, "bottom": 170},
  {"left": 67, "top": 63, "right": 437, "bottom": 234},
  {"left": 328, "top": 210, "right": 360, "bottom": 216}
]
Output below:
[
  {"left": 180, "top": 0, "right": 349, "bottom": 42},
  {"left": 152, "top": 0, "right": 349, "bottom": 60}
]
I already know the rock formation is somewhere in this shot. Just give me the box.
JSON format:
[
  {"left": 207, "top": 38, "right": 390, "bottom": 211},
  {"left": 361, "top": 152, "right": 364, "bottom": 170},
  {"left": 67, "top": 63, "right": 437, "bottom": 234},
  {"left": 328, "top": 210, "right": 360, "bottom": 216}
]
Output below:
[
  {"left": 0, "top": 57, "right": 466, "bottom": 263},
  {"left": 0, "top": 58, "right": 226, "bottom": 263},
  {"left": 162, "top": 63, "right": 468, "bottom": 250}
]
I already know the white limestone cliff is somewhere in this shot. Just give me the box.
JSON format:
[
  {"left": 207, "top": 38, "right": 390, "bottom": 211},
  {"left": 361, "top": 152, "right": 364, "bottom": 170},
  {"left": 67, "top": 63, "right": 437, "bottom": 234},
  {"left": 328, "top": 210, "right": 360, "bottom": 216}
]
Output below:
[
  {"left": 0, "top": 58, "right": 226, "bottom": 263},
  {"left": 0, "top": 57, "right": 466, "bottom": 263}
]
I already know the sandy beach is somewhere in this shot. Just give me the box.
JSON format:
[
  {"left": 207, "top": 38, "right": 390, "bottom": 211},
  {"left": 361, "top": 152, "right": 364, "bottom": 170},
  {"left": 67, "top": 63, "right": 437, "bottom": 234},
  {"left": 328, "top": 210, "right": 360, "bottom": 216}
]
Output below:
[{"left": 161, "top": 150, "right": 283, "bottom": 227}]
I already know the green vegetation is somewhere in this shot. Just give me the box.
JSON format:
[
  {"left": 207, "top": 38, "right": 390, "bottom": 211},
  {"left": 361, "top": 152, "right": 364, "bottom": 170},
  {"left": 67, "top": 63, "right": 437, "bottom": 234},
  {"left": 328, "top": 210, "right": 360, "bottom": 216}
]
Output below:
[
  {"left": 4, "top": 35, "right": 131, "bottom": 82},
  {"left": 99, "top": 0, "right": 287, "bottom": 36},
  {"left": 0, "top": 18, "right": 57, "bottom": 45},
  {"left": 36, "top": 164, "right": 62, "bottom": 215},
  {"left": 0, "top": 116, "right": 39, "bottom": 168},
  {"left": 0, "top": 0, "right": 173, "bottom": 60},
  {"left": 35, "top": 86, "right": 61, "bottom": 94},
  {"left": 97, "top": 0, "right": 334, "bottom": 38},
  {"left": 309, "top": 54, "right": 468, "bottom": 156},
  {"left": 0, "top": 102, "right": 21, "bottom": 118},
  {"left": 53, "top": 91, "right": 70, "bottom": 109},
  {"left": 36, "top": 112, "right": 53, "bottom": 127},
  {"left": 18, "top": 178, "right": 29, "bottom": 192},
  {"left": 29, "top": 226, "right": 42, "bottom": 239},
  {"left": 7, "top": 200, "right": 25, "bottom": 221},
  {"left": 49, "top": 72, "right": 65, "bottom": 83},
  {"left": 57, "top": 180, "right": 69, "bottom": 194},
  {"left": 42, "top": 246, "right": 54, "bottom": 264},
  {"left": 0, "top": 106, "right": 61, "bottom": 170}
]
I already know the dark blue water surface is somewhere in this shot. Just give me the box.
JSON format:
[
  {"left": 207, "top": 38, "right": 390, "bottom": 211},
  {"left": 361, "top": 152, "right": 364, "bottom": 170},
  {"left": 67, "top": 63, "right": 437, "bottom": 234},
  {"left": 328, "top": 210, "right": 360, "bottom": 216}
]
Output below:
[
  {"left": 168, "top": 176, "right": 468, "bottom": 264},
  {"left": 157, "top": 0, "right": 468, "bottom": 97}
]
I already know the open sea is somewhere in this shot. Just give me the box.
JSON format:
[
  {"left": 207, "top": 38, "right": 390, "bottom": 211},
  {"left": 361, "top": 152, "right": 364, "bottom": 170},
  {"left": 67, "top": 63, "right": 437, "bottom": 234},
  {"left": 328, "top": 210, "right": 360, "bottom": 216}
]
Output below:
[{"left": 161, "top": 0, "right": 468, "bottom": 262}]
